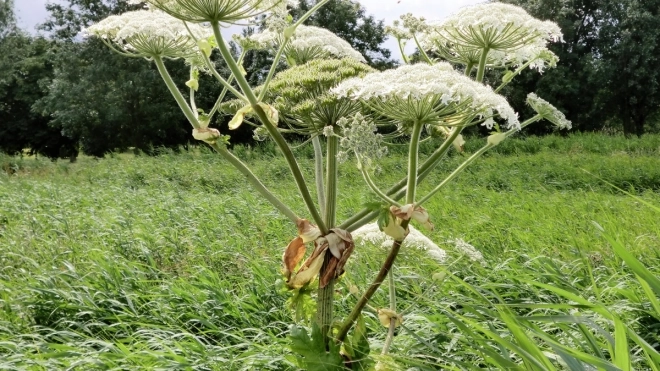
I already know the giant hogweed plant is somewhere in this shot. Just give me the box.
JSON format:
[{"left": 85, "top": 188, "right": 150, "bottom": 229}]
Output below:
[{"left": 86, "top": 1, "right": 571, "bottom": 368}]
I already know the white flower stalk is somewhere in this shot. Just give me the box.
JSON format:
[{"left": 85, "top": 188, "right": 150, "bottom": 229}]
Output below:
[
  {"left": 434, "top": 3, "right": 562, "bottom": 51},
  {"left": 385, "top": 20, "right": 411, "bottom": 42},
  {"left": 352, "top": 222, "right": 447, "bottom": 263},
  {"left": 143, "top": 0, "right": 294, "bottom": 24},
  {"left": 526, "top": 93, "right": 572, "bottom": 129},
  {"left": 332, "top": 62, "right": 520, "bottom": 129},
  {"left": 247, "top": 25, "right": 366, "bottom": 65},
  {"left": 84, "top": 10, "right": 212, "bottom": 59},
  {"left": 336, "top": 113, "right": 388, "bottom": 165}
]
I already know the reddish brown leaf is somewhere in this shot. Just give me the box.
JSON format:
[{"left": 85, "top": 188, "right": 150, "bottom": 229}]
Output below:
[{"left": 282, "top": 236, "right": 305, "bottom": 281}]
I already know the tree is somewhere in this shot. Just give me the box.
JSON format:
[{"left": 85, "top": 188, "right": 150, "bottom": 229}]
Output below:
[
  {"left": 36, "top": 0, "right": 231, "bottom": 155},
  {"left": 291, "top": 0, "right": 396, "bottom": 70},
  {"left": 0, "top": 1, "right": 78, "bottom": 159},
  {"left": 497, "top": 0, "right": 605, "bottom": 133},
  {"left": 597, "top": 0, "right": 660, "bottom": 136}
]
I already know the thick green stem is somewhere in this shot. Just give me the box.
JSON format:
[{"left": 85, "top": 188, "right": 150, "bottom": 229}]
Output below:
[
  {"left": 413, "top": 34, "right": 433, "bottom": 64},
  {"left": 316, "top": 132, "right": 339, "bottom": 345},
  {"left": 339, "top": 127, "right": 462, "bottom": 230},
  {"left": 406, "top": 121, "right": 424, "bottom": 204},
  {"left": 211, "top": 143, "right": 299, "bottom": 222},
  {"left": 154, "top": 57, "right": 199, "bottom": 129},
  {"left": 316, "top": 255, "right": 334, "bottom": 346},
  {"left": 476, "top": 47, "right": 490, "bottom": 83},
  {"left": 397, "top": 39, "right": 409, "bottom": 64},
  {"left": 465, "top": 62, "right": 474, "bottom": 77},
  {"left": 212, "top": 22, "right": 327, "bottom": 233},
  {"left": 312, "top": 136, "right": 326, "bottom": 217},
  {"left": 208, "top": 51, "right": 246, "bottom": 119},
  {"left": 324, "top": 134, "right": 338, "bottom": 227},
  {"left": 336, "top": 220, "right": 409, "bottom": 343}
]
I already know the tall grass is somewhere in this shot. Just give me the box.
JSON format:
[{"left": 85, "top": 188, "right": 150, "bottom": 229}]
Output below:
[{"left": 1, "top": 133, "right": 659, "bottom": 369}]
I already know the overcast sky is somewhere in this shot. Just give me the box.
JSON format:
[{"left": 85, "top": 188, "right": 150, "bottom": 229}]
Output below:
[{"left": 14, "top": 0, "right": 484, "bottom": 56}]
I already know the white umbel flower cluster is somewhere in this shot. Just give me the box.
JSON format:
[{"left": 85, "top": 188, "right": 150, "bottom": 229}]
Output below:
[
  {"left": 246, "top": 25, "right": 366, "bottom": 64},
  {"left": 438, "top": 3, "right": 562, "bottom": 49},
  {"left": 352, "top": 222, "right": 447, "bottom": 263},
  {"left": 144, "top": 0, "right": 294, "bottom": 24},
  {"left": 332, "top": 63, "right": 520, "bottom": 129},
  {"left": 526, "top": 93, "right": 572, "bottom": 129},
  {"left": 414, "top": 3, "right": 562, "bottom": 71},
  {"left": 84, "top": 10, "right": 212, "bottom": 58}
]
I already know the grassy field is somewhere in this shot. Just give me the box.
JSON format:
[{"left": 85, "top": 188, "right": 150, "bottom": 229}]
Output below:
[{"left": 1, "top": 133, "right": 659, "bottom": 370}]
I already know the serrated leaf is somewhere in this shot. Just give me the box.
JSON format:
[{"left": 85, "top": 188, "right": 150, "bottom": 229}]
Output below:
[{"left": 290, "top": 324, "right": 343, "bottom": 371}]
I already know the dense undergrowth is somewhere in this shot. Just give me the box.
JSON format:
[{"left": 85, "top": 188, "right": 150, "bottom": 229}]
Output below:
[{"left": 1, "top": 133, "right": 659, "bottom": 370}]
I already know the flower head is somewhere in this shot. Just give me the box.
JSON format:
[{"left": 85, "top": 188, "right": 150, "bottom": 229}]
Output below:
[
  {"left": 332, "top": 62, "right": 520, "bottom": 129},
  {"left": 337, "top": 113, "right": 388, "bottom": 166},
  {"left": 526, "top": 93, "right": 572, "bottom": 129},
  {"left": 222, "top": 58, "right": 374, "bottom": 135},
  {"left": 143, "top": 0, "right": 295, "bottom": 24},
  {"left": 84, "top": 10, "right": 213, "bottom": 59},
  {"left": 247, "top": 25, "right": 366, "bottom": 65},
  {"left": 435, "top": 3, "right": 562, "bottom": 50}
]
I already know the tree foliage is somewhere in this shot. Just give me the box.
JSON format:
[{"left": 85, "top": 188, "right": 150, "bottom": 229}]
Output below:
[{"left": 498, "top": 0, "right": 660, "bottom": 135}]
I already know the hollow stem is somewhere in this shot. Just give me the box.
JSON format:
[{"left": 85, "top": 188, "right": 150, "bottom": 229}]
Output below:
[
  {"left": 208, "top": 51, "right": 246, "bottom": 119},
  {"left": 465, "top": 62, "right": 474, "bottom": 77},
  {"left": 212, "top": 21, "right": 327, "bottom": 233},
  {"left": 397, "top": 39, "right": 409, "bottom": 64},
  {"left": 406, "top": 121, "right": 424, "bottom": 204},
  {"left": 316, "top": 131, "right": 339, "bottom": 345},
  {"left": 476, "top": 47, "right": 490, "bottom": 83},
  {"left": 313, "top": 136, "right": 326, "bottom": 217},
  {"left": 154, "top": 57, "right": 199, "bottom": 129},
  {"left": 413, "top": 34, "right": 433, "bottom": 64}
]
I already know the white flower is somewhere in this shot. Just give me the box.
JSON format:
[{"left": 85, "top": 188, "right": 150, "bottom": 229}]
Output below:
[
  {"left": 526, "top": 93, "right": 572, "bottom": 129},
  {"left": 84, "top": 10, "right": 213, "bottom": 58},
  {"left": 332, "top": 63, "right": 520, "bottom": 129},
  {"left": 451, "top": 238, "right": 485, "bottom": 264},
  {"left": 352, "top": 222, "right": 447, "bottom": 263},
  {"left": 247, "top": 25, "right": 366, "bottom": 64},
  {"left": 435, "top": 3, "right": 562, "bottom": 50},
  {"left": 416, "top": 7, "right": 561, "bottom": 71},
  {"left": 144, "top": 0, "right": 294, "bottom": 24}
]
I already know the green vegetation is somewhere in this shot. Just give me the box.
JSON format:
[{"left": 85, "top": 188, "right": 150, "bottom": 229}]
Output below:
[{"left": 1, "top": 133, "right": 659, "bottom": 369}]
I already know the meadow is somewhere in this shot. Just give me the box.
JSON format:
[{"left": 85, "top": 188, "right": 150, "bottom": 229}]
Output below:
[{"left": 1, "top": 133, "right": 659, "bottom": 370}]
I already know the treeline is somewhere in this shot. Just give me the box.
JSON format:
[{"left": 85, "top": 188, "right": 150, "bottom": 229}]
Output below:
[{"left": 0, "top": 0, "right": 658, "bottom": 160}]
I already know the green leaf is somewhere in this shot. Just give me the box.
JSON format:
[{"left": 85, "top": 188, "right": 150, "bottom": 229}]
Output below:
[
  {"left": 290, "top": 324, "right": 344, "bottom": 371},
  {"left": 612, "top": 315, "right": 630, "bottom": 371},
  {"left": 343, "top": 315, "right": 373, "bottom": 371}
]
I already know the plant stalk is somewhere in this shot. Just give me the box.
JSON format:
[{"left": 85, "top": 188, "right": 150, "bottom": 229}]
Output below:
[
  {"left": 211, "top": 22, "right": 327, "bottom": 233},
  {"left": 154, "top": 57, "right": 199, "bottom": 129},
  {"left": 313, "top": 136, "right": 326, "bottom": 217},
  {"left": 406, "top": 121, "right": 424, "bottom": 204},
  {"left": 336, "top": 220, "right": 409, "bottom": 342},
  {"left": 316, "top": 132, "right": 339, "bottom": 344},
  {"left": 381, "top": 269, "right": 397, "bottom": 355},
  {"left": 476, "top": 47, "right": 490, "bottom": 83}
]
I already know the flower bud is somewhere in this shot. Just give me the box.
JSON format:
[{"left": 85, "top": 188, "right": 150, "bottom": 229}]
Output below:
[
  {"left": 487, "top": 132, "right": 507, "bottom": 146},
  {"left": 185, "top": 78, "right": 199, "bottom": 91}
]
